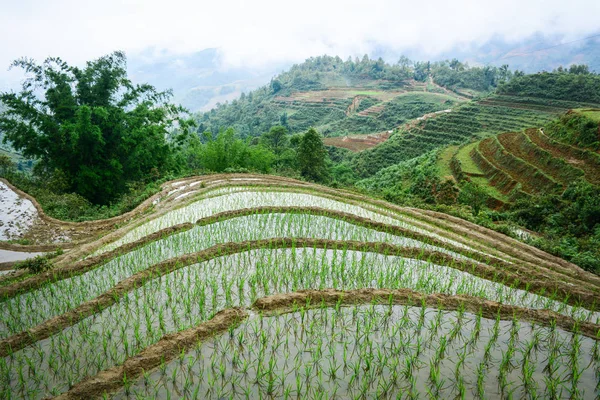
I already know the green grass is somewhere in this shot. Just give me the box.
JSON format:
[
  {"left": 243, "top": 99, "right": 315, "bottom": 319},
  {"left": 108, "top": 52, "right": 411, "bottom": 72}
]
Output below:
[
  {"left": 470, "top": 176, "right": 508, "bottom": 201},
  {"left": 575, "top": 108, "right": 600, "bottom": 122},
  {"left": 349, "top": 90, "right": 387, "bottom": 96},
  {"left": 455, "top": 143, "right": 482, "bottom": 175},
  {"left": 450, "top": 143, "right": 508, "bottom": 201},
  {"left": 436, "top": 145, "right": 458, "bottom": 180}
]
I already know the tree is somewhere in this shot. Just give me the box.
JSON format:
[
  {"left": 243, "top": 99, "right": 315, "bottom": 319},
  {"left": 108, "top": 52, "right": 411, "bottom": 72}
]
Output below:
[
  {"left": 271, "top": 79, "right": 282, "bottom": 93},
  {"left": 0, "top": 51, "right": 190, "bottom": 204},
  {"left": 297, "top": 128, "right": 328, "bottom": 182},
  {"left": 458, "top": 182, "right": 488, "bottom": 215},
  {"left": 199, "top": 128, "right": 274, "bottom": 173},
  {"left": 260, "top": 125, "right": 290, "bottom": 170},
  {"left": 568, "top": 64, "right": 590, "bottom": 75}
]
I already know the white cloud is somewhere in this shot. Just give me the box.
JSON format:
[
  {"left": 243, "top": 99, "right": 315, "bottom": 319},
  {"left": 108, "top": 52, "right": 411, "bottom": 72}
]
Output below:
[{"left": 0, "top": 0, "right": 598, "bottom": 81}]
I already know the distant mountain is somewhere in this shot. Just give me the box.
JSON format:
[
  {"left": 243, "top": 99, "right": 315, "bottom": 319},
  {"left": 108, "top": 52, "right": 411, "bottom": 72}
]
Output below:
[
  {"left": 445, "top": 34, "right": 600, "bottom": 73},
  {"left": 128, "top": 34, "right": 600, "bottom": 114},
  {"left": 127, "top": 48, "right": 288, "bottom": 112},
  {"left": 386, "top": 33, "right": 600, "bottom": 73}
]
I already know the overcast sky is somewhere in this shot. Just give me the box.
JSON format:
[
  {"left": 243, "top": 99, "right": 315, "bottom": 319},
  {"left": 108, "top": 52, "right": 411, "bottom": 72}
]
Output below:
[{"left": 1, "top": 0, "right": 598, "bottom": 80}]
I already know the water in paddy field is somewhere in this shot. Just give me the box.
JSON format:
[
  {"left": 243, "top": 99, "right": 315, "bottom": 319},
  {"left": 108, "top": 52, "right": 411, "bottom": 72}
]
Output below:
[
  {"left": 0, "top": 181, "right": 37, "bottom": 241},
  {"left": 0, "top": 249, "right": 45, "bottom": 263},
  {"left": 115, "top": 304, "right": 600, "bottom": 399}
]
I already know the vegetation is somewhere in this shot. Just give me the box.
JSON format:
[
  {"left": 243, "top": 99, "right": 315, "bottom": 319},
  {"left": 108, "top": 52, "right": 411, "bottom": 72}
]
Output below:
[
  {"left": 297, "top": 128, "right": 328, "bottom": 182},
  {"left": 363, "top": 110, "right": 600, "bottom": 273},
  {"left": 497, "top": 67, "right": 600, "bottom": 104},
  {"left": 0, "top": 51, "right": 191, "bottom": 205},
  {"left": 180, "top": 128, "right": 275, "bottom": 173},
  {"left": 430, "top": 59, "right": 512, "bottom": 91},
  {"left": 546, "top": 111, "right": 600, "bottom": 150},
  {"left": 2, "top": 180, "right": 598, "bottom": 399},
  {"left": 193, "top": 55, "right": 500, "bottom": 139},
  {"left": 349, "top": 100, "right": 559, "bottom": 178}
]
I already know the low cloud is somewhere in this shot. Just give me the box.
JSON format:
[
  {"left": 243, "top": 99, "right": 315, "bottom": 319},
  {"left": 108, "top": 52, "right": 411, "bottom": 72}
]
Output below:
[{"left": 1, "top": 0, "right": 599, "bottom": 80}]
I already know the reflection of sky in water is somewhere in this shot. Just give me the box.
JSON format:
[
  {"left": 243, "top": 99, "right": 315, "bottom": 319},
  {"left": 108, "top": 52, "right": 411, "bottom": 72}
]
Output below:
[{"left": 0, "top": 181, "right": 37, "bottom": 240}]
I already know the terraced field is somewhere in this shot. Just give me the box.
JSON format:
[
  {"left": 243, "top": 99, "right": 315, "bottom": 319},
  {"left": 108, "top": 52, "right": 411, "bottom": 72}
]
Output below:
[
  {"left": 1, "top": 175, "right": 599, "bottom": 399},
  {"left": 271, "top": 82, "right": 464, "bottom": 137},
  {"left": 444, "top": 125, "right": 600, "bottom": 207},
  {"left": 350, "top": 94, "right": 592, "bottom": 176}
]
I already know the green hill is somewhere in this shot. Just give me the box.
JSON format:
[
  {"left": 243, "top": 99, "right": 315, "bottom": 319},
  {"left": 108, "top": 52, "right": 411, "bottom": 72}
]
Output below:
[
  {"left": 192, "top": 55, "right": 521, "bottom": 139},
  {"left": 359, "top": 109, "right": 600, "bottom": 272}
]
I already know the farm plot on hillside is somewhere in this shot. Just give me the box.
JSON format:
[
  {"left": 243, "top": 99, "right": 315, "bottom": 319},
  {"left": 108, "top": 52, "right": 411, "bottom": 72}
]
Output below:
[
  {"left": 1, "top": 178, "right": 599, "bottom": 399},
  {"left": 116, "top": 303, "right": 600, "bottom": 399}
]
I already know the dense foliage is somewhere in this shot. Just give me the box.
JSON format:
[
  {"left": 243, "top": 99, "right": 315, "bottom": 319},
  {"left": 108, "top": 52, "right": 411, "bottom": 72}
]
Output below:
[
  {"left": 430, "top": 60, "right": 512, "bottom": 91},
  {"left": 357, "top": 151, "right": 456, "bottom": 205},
  {"left": 0, "top": 52, "right": 189, "bottom": 204},
  {"left": 297, "top": 128, "right": 328, "bottom": 182},
  {"left": 180, "top": 129, "right": 275, "bottom": 173},
  {"left": 496, "top": 68, "right": 600, "bottom": 104},
  {"left": 546, "top": 112, "right": 600, "bottom": 150},
  {"left": 502, "top": 180, "right": 600, "bottom": 272},
  {"left": 273, "top": 55, "right": 412, "bottom": 93}
]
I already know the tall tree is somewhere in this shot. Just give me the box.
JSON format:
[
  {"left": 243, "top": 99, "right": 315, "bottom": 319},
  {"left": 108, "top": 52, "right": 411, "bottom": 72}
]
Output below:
[
  {"left": 261, "top": 126, "right": 289, "bottom": 156},
  {"left": 297, "top": 128, "right": 328, "bottom": 182},
  {"left": 0, "top": 51, "right": 190, "bottom": 204}
]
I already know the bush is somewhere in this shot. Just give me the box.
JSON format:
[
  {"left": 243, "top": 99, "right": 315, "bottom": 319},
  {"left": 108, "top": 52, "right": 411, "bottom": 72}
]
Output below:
[{"left": 17, "top": 255, "right": 52, "bottom": 273}]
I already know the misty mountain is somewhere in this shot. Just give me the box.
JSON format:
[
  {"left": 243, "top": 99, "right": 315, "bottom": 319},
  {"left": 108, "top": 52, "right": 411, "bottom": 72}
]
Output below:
[
  {"left": 127, "top": 48, "right": 288, "bottom": 112},
  {"left": 128, "top": 34, "right": 599, "bottom": 113}
]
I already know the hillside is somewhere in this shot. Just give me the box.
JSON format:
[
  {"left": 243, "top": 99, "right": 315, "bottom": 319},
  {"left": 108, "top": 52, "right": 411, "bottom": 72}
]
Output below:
[
  {"left": 192, "top": 55, "right": 522, "bottom": 139},
  {"left": 444, "top": 110, "right": 600, "bottom": 203},
  {"left": 348, "top": 95, "right": 571, "bottom": 177},
  {"left": 360, "top": 109, "right": 600, "bottom": 271},
  {"left": 2, "top": 175, "right": 600, "bottom": 398}
]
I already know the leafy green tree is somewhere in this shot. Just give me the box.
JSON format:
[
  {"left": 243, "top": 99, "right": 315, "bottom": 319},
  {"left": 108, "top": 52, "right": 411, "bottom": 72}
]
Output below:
[
  {"left": 458, "top": 181, "right": 488, "bottom": 215},
  {"left": 297, "top": 128, "right": 328, "bottom": 182},
  {"left": 271, "top": 79, "right": 282, "bottom": 93},
  {"left": 413, "top": 61, "right": 431, "bottom": 81},
  {"left": 260, "top": 126, "right": 289, "bottom": 156},
  {"left": 199, "top": 128, "right": 274, "bottom": 173},
  {"left": 260, "top": 125, "right": 290, "bottom": 170},
  {"left": 0, "top": 51, "right": 190, "bottom": 204}
]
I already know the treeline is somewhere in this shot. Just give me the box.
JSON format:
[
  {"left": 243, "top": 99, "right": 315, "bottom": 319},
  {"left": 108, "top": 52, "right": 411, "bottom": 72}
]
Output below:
[
  {"left": 496, "top": 67, "right": 600, "bottom": 104},
  {"left": 272, "top": 55, "right": 412, "bottom": 93},
  {"left": 429, "top": 60, "right": 512, "bottom": 91}
]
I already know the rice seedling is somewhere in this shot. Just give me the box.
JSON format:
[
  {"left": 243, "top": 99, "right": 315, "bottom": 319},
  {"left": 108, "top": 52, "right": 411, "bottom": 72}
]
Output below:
[
  {"left": 2, "top": 181, "right": 599, "bottom": 399},
  {"left": 110, "top": 304, "right": 600, "bottom": 399}
]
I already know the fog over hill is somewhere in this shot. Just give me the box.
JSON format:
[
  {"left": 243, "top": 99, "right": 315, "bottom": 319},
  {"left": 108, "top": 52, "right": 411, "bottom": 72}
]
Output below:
[{"left": 126, "top": 34, "right": 600, "bottom": 112}]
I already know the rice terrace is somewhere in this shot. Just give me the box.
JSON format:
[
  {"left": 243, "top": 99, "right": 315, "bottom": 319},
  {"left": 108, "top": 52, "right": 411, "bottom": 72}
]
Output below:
[
  {"left": 2, "top": 3, "right": 600, "bottom": 398},
  {"left": 1, "top": 174, "right": 599, "bottom": 399}
]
